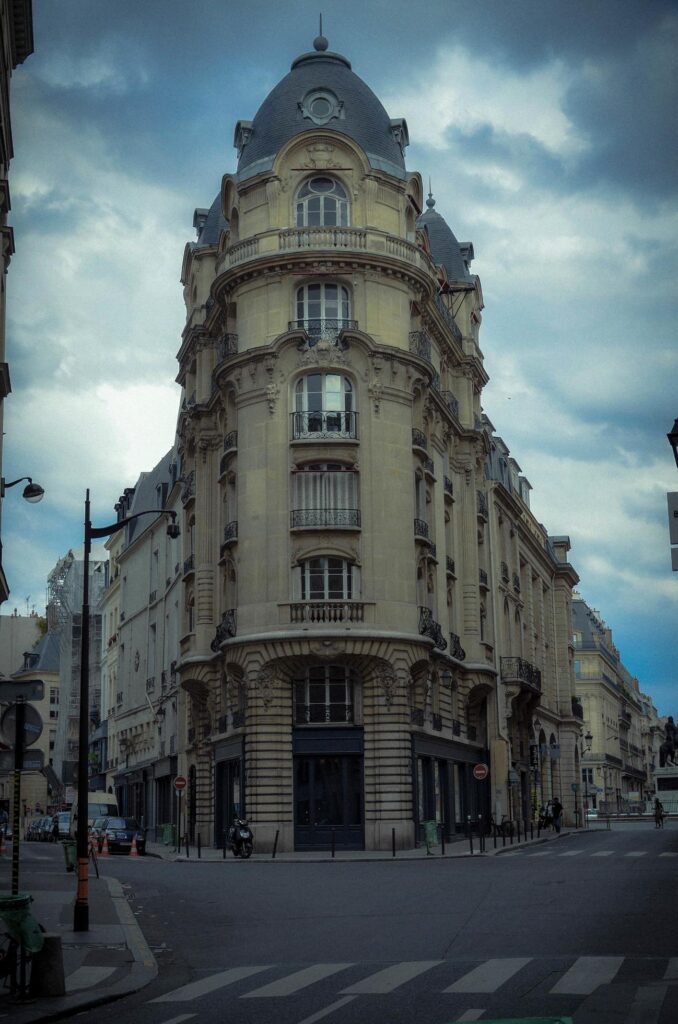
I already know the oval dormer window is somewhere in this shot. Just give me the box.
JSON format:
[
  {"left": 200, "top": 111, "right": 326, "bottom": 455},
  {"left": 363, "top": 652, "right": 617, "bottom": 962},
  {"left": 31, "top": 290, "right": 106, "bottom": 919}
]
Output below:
[{"left": 299, "top": 88, "right": 344, "bottom": 126}]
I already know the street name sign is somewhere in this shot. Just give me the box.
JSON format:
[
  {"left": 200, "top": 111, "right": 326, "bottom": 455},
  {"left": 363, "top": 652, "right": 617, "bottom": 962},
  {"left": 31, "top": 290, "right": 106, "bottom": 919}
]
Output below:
[
  {"left": 472, "top": 763, "right": 489, "bottom": 781},
  {"left": 0, "top": 679, "right": 44, "bottom": 702},
  {"left": 0, "top": 749, "right": 44, "bottom": 771}
]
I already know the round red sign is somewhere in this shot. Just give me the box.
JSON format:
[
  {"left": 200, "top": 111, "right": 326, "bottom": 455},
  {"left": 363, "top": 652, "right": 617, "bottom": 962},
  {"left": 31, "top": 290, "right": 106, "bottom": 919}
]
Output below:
[
  {"left": 174, "top": 775, "right": 187, "bottom": 791},
  {"left": 473, "top": 763, "right": 489, "bottom": 781}
]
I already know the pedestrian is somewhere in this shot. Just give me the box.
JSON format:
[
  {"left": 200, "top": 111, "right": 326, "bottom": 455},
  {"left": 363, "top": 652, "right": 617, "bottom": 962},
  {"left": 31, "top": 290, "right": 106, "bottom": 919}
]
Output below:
[
  {"left": 0, "top": 807, "right": 8, "bottom": 836},
  {"left": 552, "top": 797, "right": 563, "bottom": 833},
  {"left": 544, "top": 800, "right": 554, "bottom": 830},
  {"left": 654, "top": 797, "right": 664, "bottom": 829}
]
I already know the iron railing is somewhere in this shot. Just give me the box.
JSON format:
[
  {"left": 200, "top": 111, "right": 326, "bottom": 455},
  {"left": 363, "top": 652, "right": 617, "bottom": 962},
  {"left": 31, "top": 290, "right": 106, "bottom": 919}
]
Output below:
[
  {"left": 418, "top": 606, "right": 448, "bottom": 650},
  {"left": 500, "top": 656, "right": 542, "bottom": 691},
  {"left": 290, "top": 508, "right": 361, "bottom": 529},
  {"left": 432, "top": 714, "right": 443, "bottom": 732},
  {"left": 446, "top": 557, "right": 456, "bottom": 575},
  {"left": 479, "top": 568, "right": 488, "bottom": 587},
  {"left": 223, "top": 521, "right": 238, "bottom": 545},
  {"left": 500, "top": 561, "right": 509, "bottom": 582},
  {"left": 444, "top": 476, "right": 454, "bottom": 498},
  {"left": 183, "top": 554, "right": 195, "bottom": 575},
  {"left": 409, "top": 330, "right": 432, "bottom": 362},
  {"left": 210, "top": 609, "right": 237, "bottom": 651},
  {"left": 571, "top": 697, "right": 584, "bottom": 720},
  {"left": 291, "top": 410, "right": 358, "bottom": 439},
  {"left": 414, "top": 518, "right": 430, "bottom": 540},
  {"left": 223, "top": 430, "right": 237, "bottom": 451},
  {"left": 449, "top": 632, "right": 466, "bottom": 661},
  {"left": 433, "top": 292, "right": 463, "bottom": 342},
  {"left": 476, "top": 490, "right": 488, "bottom": 518},
  {"left": 181, "top": 470, "right": 195, "bottom": 504},
  {"left": 410, "top": 708, "right": 425, "bottom": 727},
  {"left": 412, "top": 427, "right": 428, "bottom": 450},
  {"left": 512, "top": 572, "right": 521, "bottom": 594},
  {"left": 288, "top": 318, "right": 358, "bottom": 344},
  {"left": 232, "top": 710, "right": 246, "bottom": 729},
  {"left": 441, "top": 391, "right": 459, "bottom": 419},
  {"left": 216, "top": 333, "right": 238, "bottom": 362}
]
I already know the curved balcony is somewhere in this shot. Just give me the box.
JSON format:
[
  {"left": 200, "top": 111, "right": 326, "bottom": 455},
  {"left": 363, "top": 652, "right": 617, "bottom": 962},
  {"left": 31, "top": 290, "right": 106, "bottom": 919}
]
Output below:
[
  {"left": 290, "top": 601, "right": 365, "bottom": 624},
  {"left": 288, "top": 318, "right": 359, "bottom": 345},
  {"left": 500, "top": 656, "right": 542, "bottom": 693},
  {"left": 290, "top": 508, "right": 361, "bottom": 529},
  {"left": 291, "top": 410, "right": 358, "bottom": 441},
  {"left": 418, "top": 606, "right": 448, "bottom": 651},
  {"left": 409, "top": 330, "right": 432, "bottom": 363}
]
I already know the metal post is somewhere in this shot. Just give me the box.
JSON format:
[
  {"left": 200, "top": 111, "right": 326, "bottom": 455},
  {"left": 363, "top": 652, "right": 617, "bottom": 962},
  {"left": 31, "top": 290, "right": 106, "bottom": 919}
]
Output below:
[
  {"left": 272, "top": 829, "right": 279, "bottom": 859},
  {"left": 468, "top": 815, "right": 473, "bottom": 855},
  {"left": 197, "top": 833, "right": 201, "bottom": 859},
  {"left": 478, "top": 815, "right": 483, "bottom": 853},
  {"left": 331, "top": 827, "right": 336, "bottom": 858},
  {"left": 530, "top": 820, "right": 533, "bottom": 840},
  {"left": 223, "top": 831, "right": 226, "bottom": 859},
  {"left": 185, "top": 833, "right": 189, "bottom": 858},
  {"left": 441, "top": 824, "right": 445, "bottom": 856},
  {"left": 392, "top": 827, "right": 396, "bottom": 857},
  {"left": 74, "top": 491, "right": 91, "bottom": 932},
  {"left": 11, "top": 699, "right": 25, "bottom": 896}
]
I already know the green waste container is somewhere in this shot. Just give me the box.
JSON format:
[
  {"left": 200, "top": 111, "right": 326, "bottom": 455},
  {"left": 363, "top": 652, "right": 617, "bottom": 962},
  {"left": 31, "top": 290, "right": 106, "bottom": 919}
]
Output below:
[
  {"left": 0, "top": 893, "right": 45, "bottom": 954},
  {"left": 62, "top": 840, "right": 77, "bottom": 873},
  {"left": 162, "top": 823, "right": 176, "bottom": 846},
  {"left": 422, "top": 820, "right": 438, "bottom": 848}
]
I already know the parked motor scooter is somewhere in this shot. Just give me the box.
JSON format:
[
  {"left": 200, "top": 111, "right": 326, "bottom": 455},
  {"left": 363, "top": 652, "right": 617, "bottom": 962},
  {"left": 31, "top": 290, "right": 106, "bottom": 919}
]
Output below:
[{"left": 227, "top": 817, "right": 254, "bottom": 858}]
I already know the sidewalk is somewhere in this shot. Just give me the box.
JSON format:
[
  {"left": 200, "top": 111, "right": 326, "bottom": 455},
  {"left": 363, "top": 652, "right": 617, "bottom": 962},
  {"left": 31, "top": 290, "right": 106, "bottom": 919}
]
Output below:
[
  {"left": 0, "top": 844, "right": 156, "bottom": 1024},
  {"left": 146, "top": 825, "right": 581, "bottom": 862}
]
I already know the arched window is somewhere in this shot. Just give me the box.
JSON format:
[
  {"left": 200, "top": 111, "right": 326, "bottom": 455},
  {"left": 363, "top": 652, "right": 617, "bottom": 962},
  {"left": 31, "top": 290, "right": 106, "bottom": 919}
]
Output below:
[
  {"left": 295, "top": 283, "right": 351, "bottom": 344},
  {"left": 293, "top": 664, "right": 356, "bottom": 724},
  {"left": 300, "top": 556, "right": 353, "bottom": 601},
  {"left": 293, "top": 373, "right": 356, "bottom": 438},
  {"left": 296, "top": 176, "right": 349, "bottom": 228},
  {"left": 291, "top": 463, "right": 360, "bottom": 528}
]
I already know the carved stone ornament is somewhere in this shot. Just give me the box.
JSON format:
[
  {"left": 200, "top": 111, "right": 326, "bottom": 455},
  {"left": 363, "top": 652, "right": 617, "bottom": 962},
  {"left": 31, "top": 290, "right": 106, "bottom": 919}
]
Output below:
[
  {"left": 134, "top": 650, "right": 140, "bottom": 673},
  {"left": 254, "top": 666, "right": 276, "bottom": 709},
  {"left": 266, "top": 382, "right": 280, "bottom": 414},
  {"left": 298, "top": 338, "right": 350, "bottom": 368},
  {"left": 375, "top": 667, "right": 398, "bottom": 708}
]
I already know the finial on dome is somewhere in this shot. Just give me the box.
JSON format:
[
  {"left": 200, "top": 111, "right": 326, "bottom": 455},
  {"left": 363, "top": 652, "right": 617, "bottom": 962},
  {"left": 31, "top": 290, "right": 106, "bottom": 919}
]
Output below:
[
  {"left": 314, "top": 14, "right": 329, "bottom": 51},
  {"left": 426, "top": 178, "right": 436, "bottom": 209}
]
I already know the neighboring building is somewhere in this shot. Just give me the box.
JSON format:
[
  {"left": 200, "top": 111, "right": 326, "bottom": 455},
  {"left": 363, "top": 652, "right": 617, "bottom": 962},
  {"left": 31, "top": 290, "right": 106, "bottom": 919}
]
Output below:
[
  {"left": 47, "top": 548, "right": 106, "bottom": 793},
  {"left": 103, "top": 451, "right": 183, "bottom": 832},
  {"left": 0, "top": 0, "right": 33, "bottom": 604},
  {"left": 5, "top": 632, "right": 60, "bottom": 814},
  {"left": 574, "top": 595, "right": 647, "bottom": 812},
  {"left": 638, "top": 690, "right": 662, "bottom": 802},
  {"left": 168, "top": 33, "right": 582, "bottom": 851},
  {"left": 0, "top": 610, "right": 42, "bottom": 676}
]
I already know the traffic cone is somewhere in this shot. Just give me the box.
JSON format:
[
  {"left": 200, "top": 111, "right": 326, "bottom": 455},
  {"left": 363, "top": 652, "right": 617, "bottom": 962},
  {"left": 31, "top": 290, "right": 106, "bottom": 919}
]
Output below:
[
  {"left": 100, "top": 833, "right": 110, "bottom": 857},
  {"left": 129, "top": 834, "right": 139, "bottom": 858}
]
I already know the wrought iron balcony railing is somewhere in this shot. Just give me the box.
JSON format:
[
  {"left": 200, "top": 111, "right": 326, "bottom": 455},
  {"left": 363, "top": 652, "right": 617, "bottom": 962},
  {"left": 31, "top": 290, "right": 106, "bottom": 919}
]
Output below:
[
  {"left": 183, "top": 554, "right": 195, "bottom": 576},
  {"left": 217, "top": 714, "right": 229, "bottom": 733},
  {"left": 571, "top": 697, "right": 584, "bottom": 720},
  {"left": 467, "top": 725, "right": 478, "bottom": 742},
  {"left": 223, "top": 431, "right": 237, "bottom": 452},
  {"left": 223, "top": 521, "right": 238, "bottom": 545},
  {"left": 290, "top": 601, "right": 365, "bottom": 624},
  {"left": 216, "top": 333, "right": 238, "bottom": 362},
  {"left": 500, "top": 656, "right": 542, "bottom": 692},
  {"left": 210, "top": 609, "right": 237, "bottom": 651},
  {"left": 449, "top": 632, "right": 466, "bottom": 661},
  {"left": 479, "top": 568, "right": 488, "bottom": 587},
  {"left": 232, "top": 710, "right": 246, "bottom": 729},
  {"left": 288, "top": 318, "right": 358, "bottom": 344},
  {"left": 409, "top": 330, "right": 432, "bottom": 362},
  {"left": 441, "top": 391, "right": 460, "bottom": 419},
  {"left": 291, "top": 410, "right": 358, "bottom": 439},
  {"left": 433, "top": 292, "right": 463, "bottom": 343},
  {"left": 412, "top": 427, "right": 428, "bottom": 451},
  {"left": 432, "top": 713, "right": 443, "bottom": 732},
  {"left": 295, "top": 702, "right": 354, "bottom": 724},
  {"left": 446, "top": 557, "right": 456, "bottom": 575},
  {"left": 423, "top": 457, "right": 435, "bottom": 476},
  {"left": 619, "top": 708, "right": 632, "bottom": 726},
  {"left": 181, "top": 469, "right": 195, "bottom": 504},
  {"left": 290, "top": 508, "right": 361, "bottom": 529},
  {"left": 444, "top": 476, "right": 454, "bottom": 498},
  {"left": 476, "top": 490, "right": 488, "bottom": 518},
  {"left": 146, "top": 677, "right": 155, "bottom": 692},
  {"left": 512, "top": 572, "right": 521, "bottom": 594},
  {"left": 452, "top": 718, "right": 461, "bottom": 736},
  {"left": 500, "top": 561, "right": 509, "bottom": 583},
  {"left": 418, "top": 606, "right": 448, "bottom": 650},
  {"left": 414, "top": 518, "right": 430, "bottom": 540}
]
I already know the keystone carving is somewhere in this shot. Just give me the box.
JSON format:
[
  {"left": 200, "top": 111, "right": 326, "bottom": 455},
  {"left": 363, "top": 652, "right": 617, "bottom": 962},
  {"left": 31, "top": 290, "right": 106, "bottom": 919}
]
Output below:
[
  {"left": 253, "top": 666, "right": 277, "bottom": 710},
  {"left": 375, "top": 667, "right": 398, "bottom": 708}
]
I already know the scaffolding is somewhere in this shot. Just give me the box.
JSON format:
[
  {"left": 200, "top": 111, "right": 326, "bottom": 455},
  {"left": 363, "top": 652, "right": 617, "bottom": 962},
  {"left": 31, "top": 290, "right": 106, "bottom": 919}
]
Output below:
[{"left": 47, "top": 549, "right": 106, "bottom": 790}]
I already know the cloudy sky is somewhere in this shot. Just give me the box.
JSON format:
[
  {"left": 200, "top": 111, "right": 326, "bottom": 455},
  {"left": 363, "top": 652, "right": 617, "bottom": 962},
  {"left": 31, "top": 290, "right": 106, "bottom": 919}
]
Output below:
[{"left": 3, "top": 0, "right": 676, "bottom": 712}]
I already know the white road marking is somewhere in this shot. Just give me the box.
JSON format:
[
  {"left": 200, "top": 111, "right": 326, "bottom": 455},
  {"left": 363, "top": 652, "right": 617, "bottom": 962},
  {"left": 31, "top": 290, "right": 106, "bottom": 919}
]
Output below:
[
  {"left": 158, "top": 1016, "right": 196, "bottom": 1024},
  {"left": 296, "top": 995, "right": 356, "bottom": 1024},
  {"left": 528, "top": 851, "right": 552, "bottom": 856},
  {"left": 444, "top": 957, "right": 531, "bottom": 993},
  {"left": 550, "top": 956, "right": 624, "bottom": 994},
  {"left": 150, "top": 965, "right": 270, "bottom": 1002},
  {"left": 559, "top": 850, "right": 583, "bottom": 856},
  {"left": 340, "top": 960, "right": 441, "bottom": 994},
  {"left": 591, "top": 851, "right": 614, "bottom": 857},
  {"left": 625, "top": 852, "right": 647, "bottom": 857},
  {"left": 65, "top": 966, "right": 116, "bottom": 991},
  {"left": 243, "top": 963, "right": 353, "bottom": 998},
  {"left": 664, "top": 958, "right": 678, "bottom": 979},
  {"left": 659, "top": 852, "right": 678, "bottom": 858},
  {"left": 455, "top": 1011, "right": 486, "bottom": 1022},
  {"left": 624, "top": 983, "right": 668, "bottom": 1023}
]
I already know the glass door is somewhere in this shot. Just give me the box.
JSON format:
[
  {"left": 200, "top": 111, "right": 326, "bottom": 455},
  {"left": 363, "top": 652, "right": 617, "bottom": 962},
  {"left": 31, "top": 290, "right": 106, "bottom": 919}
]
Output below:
[{"left": 294, "top": 754, "right": 363, "bottom": 849}]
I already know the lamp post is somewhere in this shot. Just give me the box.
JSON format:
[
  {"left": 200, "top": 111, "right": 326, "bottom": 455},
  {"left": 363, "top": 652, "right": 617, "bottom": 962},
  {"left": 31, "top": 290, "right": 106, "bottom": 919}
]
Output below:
[
  {"left": 667, "top": 419, "right": 678, "bottom": 469},
  {"left": 583, "top": 730, "right": 593, "bottom": 825},
  {"left": 74, "top": 489, "right": 179, "bottom": 932},
  {"left": 1, "top": 476, "right": 45, "bottom": 502}
]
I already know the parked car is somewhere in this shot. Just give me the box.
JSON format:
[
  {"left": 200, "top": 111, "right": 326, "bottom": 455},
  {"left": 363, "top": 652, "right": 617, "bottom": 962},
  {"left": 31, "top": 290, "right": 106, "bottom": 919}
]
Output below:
[
  {"left": 55, "top": 811, "right": 72, "bottom": 839},
  {"left": 93, "top": 817, "right": 146, "bottom": 855},
  {"left": 586, "top": 808, "right": 598, "bottom": 820}
]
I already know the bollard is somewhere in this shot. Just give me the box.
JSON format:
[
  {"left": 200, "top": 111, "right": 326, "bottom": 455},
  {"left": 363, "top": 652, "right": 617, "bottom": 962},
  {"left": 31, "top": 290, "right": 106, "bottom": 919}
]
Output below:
[
  {"left": 272, "top": 829, "right": 279, "bottom": 859},
  {"left": 198, "top": 833, "right": 201, "bottom": 859},
  {"left": 493, "top": 825, "right": 497, "bottom": 850},
  {"left": 468, "top": 815, "right": 473, "bottom": 856},
  {"left": 530, "top": 820, "right": 534, "bottom": 840},
  {"left": 441, "top": 826, "right": 445, "bottom": 857},
  {"left": 331, "top": 828, "right": 336, "bottom": 859},
  {"left": 29, "top": 934, "right": 65, "bottom": 997},
  {"left": 185, "top": 833, "right": 189, "bottom": 858},
  {"left": 392, "top": 827, "right": 396, "bottom": 858},
  {"left": 502, "top": 828, "right": 506, "bottom": 847},
  {"left": 223, "top": 831, "right": 226, "bottom": 859},
  {"left": 509, "top": 822, "right": 513, "bottom": 845},
  {"left": 478, "top": 815, "right": 483, "bottom": 853}
]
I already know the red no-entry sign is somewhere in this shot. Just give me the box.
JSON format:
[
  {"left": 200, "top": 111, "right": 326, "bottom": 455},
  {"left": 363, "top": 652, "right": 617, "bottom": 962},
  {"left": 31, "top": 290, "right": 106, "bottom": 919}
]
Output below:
[
  {"left": 473, "top": 763, "right": 489, "bottom": 781},
  {"left": 174, "top": 775, "right": 187, "bottom": 792}
]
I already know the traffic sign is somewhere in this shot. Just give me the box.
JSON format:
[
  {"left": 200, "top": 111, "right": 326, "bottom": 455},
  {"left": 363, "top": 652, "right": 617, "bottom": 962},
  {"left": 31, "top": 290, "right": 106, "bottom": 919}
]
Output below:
[
  {"left": 0, "top": 749, "right": 44, "bottom": 771},
  {"left": 0, "top": 702, "right": 43, "bottom": 748},
  {"left": 0, "top": 679, "right": 44, "bottom": 702},
  {"left": 174, "top": 775, "right": 187, "bottom": 792},
  {"left": 473, "top": 763, "right": 489, "bottom": 781},
  {"left": 570, "top": 782, "right": 580, "bottom": 792}
]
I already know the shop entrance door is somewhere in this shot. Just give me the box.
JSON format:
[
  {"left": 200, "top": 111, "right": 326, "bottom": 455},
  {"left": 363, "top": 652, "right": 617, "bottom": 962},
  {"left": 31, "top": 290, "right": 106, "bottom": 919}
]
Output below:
[
  {"left": 215, "top": 758, "right": 243, "bottom": 848},
  {"left": 294, "top": 754, "right": 363, "bottom": 849}
]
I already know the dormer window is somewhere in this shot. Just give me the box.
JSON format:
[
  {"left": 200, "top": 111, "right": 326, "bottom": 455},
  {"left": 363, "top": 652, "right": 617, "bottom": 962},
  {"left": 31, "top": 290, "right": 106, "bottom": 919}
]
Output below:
[{"left": 296, "top": 177, "right": 349, "bottom": 228}]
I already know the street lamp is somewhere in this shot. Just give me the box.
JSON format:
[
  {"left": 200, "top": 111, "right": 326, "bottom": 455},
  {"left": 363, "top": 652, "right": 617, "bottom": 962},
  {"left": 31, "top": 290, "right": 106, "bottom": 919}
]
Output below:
[
  {"left": 1, "top": 476, "right": 45, "bottom": 503},
  {"left": 74, "top": 489, "right": 179, "bottom": 932},
  {"left": 667, "top": 418, "right": 678, "bottom": 469},
  {"left": 583, "top": 730, "right": 593, "bottom": 823}
]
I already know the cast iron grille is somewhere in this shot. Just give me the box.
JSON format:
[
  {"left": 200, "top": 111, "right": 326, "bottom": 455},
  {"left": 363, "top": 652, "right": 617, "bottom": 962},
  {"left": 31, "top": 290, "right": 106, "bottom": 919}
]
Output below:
[
  {"left": 414, "top": 518, "right": 430, "bottom": 540},
  {"left": 288, "top": 318, "right": 357, "bottom": 344},
  {"left": 232, "top": 710, "right": 246, "bottom": 729},
  {"left": 446, "top": 557, "right": 456, "bottom": 575},
  {"left": 412, "top": 427, "right": 428, "bottom": 450},
  {"left": 500, "top": 656, "right": 542, "bottom": 691},
  {"left": 442, "top": 391, "right": 460, "bottom": 419},
  {"left": 217, "top": 714, "right": 229, "bottom": 733},
  {"left": 418, "top": 606, "right": 448, "bottom": 650},
  {"left": 223, "top": 431, "right": 237, "bottom": 451},
  {"left": 449, "top": 632, "right": 466, "bottom": 661},
  {"left": 181, "top": 470, "right": 195, "bottom": 504},
  {"left": 500, "top": 561, "right": 509, "bottom": 583},
  {"left": 210, "top": 609, "right": 237, "bottom": 651},
  {"left": 512, "top": 572, "right": 521, "bottom": 593},
  {"left": 433, "top": 293, "right": 463, "bottom": 342},
  {"left": 444, "top": 476, "right": 454, "bottom": 498},
  {"left": 290, "top": 508, "right": 361, "bottom": 529},
  {"left": 217, "top": 334, "right": 238, "bottom": 362},
  {"left": 408, "top": 330, "right": 432, "bottom": 362},
  {"left": 476, "top": 490, "right": 488, "bottom": 518},
  {"left": 423, "top": 457, "right": 435, "bottom": 476},
  {"left": 223, "top": 522, "right": 238, "bottom": 545},
  {"left": 183, "top": 554, "right": 195, "bottom": 575},
  {"left": 479, "top": 568, "right": 488, "bottom": 587},
  {"left": 432, "top": 714, "right": 443, "bottom": 732},
  {"left": 452, "top": 718, "right": 461, "bottom": 736},
  {"left": 291, "top": 410, "right": 358, "bottom": 439}
]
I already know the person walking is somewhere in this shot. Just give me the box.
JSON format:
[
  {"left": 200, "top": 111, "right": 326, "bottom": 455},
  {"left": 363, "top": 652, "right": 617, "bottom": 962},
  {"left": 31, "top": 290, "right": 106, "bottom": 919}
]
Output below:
[
  {"left": 654, "top": 797, "right": 665, "bottom": 828},
  {"left": 552, "top": 797, "right": 564, "bottom": 834}
]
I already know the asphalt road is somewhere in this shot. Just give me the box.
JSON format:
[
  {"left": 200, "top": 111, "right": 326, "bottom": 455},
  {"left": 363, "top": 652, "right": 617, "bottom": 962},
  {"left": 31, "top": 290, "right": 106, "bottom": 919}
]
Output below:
[{"left": 17, "top": 821, "right": 678, "bottom": 1023}]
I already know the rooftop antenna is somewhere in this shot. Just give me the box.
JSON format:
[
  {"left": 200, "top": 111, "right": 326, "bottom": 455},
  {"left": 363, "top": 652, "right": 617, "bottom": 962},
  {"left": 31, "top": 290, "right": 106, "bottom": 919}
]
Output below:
[
  {"left": 314, "top": 13, "right": 328, "bottom": 51},
  {"left": 427, "top": 178, "right": 435, "bottom": 208}
]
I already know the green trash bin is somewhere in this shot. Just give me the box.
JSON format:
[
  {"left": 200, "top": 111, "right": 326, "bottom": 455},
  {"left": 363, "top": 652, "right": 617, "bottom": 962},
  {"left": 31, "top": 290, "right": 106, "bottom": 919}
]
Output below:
[
  {"left": 422, "top": 820, "right": 438, "bottom": 849},
  {"left": 0, "top": 893, "right": 45, "bottom": 954},
  {"left": 62, "top": 840, "right": 77, "bottom": 873},
  {"left": 162, "top": 823, "right": 176, "bottom": 846}
]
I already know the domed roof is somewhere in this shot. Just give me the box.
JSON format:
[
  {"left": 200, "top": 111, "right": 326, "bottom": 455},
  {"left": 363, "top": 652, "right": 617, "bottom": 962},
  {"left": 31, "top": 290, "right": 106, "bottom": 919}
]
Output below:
[
  {"left": 417, "top": 192, "right": 472, "bottom": 282},
  {"left": 236, "top": 37, "right": 408, "bottom": 182},
  {"left": 195, "top": 193, "right": 229, "bottom": 247}
]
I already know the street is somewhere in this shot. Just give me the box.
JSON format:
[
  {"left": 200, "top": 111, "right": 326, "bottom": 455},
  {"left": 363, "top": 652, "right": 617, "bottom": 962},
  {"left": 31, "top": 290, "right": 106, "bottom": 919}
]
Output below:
[{"left": 8, "top": 821, "right": 678, "bottom": 1023}]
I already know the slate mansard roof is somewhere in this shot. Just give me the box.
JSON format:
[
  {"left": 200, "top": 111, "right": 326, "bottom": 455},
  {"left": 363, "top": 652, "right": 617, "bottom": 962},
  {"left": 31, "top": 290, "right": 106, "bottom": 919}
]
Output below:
[
  {"left": 236, "top": 37, "right": 408, "bottom": 182},
  {"left": 417, "top": 195, "right": 473, "bottom": 283}
]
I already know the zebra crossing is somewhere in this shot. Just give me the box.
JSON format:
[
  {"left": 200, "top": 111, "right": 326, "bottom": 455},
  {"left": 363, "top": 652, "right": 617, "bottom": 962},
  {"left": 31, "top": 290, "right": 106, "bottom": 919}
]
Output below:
[
  {"left": 147, "top": 954, "right": 678, "bottom": 1005},
  {"left": 498, "top": 847, "right": 678, "bottom": 859}
]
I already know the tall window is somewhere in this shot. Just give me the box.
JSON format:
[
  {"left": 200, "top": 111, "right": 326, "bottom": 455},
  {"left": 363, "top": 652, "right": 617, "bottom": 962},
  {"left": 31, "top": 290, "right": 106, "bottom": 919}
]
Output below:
[
  {"left": 294, "top": 664, "right": 355, "bottom": 724},
  {"left": 296, "top": 177, "right": 349, "bottom": 227},
  {"left": 292, "top": 463, "right": 359, "bottom": 528},
  {"left": 294, "top": 373, "right": 355, "bottom": 438},
  {"left": 300, "top": 557, "right": 353, "bottom": 601},
  {"left": 295, "top": 283, "right": 350, "bottom": 343}
]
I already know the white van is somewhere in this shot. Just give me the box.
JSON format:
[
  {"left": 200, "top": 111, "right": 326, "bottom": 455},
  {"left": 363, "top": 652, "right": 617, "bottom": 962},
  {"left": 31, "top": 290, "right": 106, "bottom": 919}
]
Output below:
[{"left": 71, "top": 791, "right": 119, "bottom": 830}]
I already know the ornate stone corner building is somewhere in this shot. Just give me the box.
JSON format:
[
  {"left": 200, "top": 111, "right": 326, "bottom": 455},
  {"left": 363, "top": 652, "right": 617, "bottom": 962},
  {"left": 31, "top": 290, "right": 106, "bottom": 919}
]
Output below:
[{"left": 174, "top": 34, "right": 581, "bottom": 851}]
